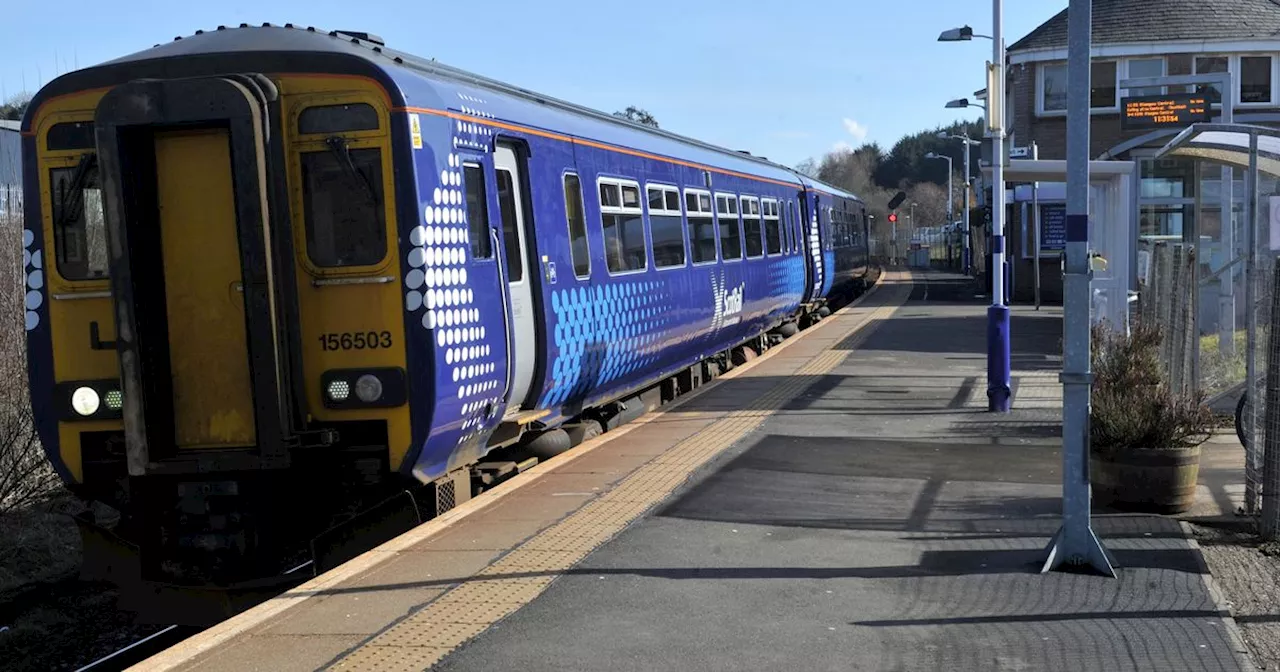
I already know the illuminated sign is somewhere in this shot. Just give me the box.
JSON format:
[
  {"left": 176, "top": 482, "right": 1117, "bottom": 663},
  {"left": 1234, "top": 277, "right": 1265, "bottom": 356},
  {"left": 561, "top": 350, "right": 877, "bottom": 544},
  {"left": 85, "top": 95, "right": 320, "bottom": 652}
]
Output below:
[{"left": 1121, "top": 93, "right": 1211, "bottom": 131}]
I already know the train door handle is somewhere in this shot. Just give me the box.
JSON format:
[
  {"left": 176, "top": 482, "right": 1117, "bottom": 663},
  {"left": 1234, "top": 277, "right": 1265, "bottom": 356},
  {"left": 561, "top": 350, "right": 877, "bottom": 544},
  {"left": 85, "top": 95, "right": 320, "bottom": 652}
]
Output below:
[{"left": 89, "top": 321, "right": 117, "bottom": 350}]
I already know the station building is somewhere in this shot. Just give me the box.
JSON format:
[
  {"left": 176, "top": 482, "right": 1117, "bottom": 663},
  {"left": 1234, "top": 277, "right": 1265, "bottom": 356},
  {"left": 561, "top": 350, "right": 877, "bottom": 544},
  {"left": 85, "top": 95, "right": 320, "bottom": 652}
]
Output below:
[{"left": 1001, "top": 0, "right": 1280, "bottom": 308}]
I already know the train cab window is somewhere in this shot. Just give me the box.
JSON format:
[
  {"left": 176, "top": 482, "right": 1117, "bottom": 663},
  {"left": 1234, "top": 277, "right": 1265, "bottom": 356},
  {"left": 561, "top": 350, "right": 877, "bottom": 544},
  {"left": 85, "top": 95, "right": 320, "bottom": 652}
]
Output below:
[
  {"left": 496, "top": 169, "right": 523, "bottom": 281},
  {"left": 599, "top": 178, "right": 647, "bottom": 273},
  {"left": 685, "top": 188, "right": 717, "bottom": 264},
  {"left": 298, "top": 103, "right": 380, "bottom": 134},
  {"left": 647, "top": 185, "right": 685, "bottom": 268},
  {"left": 301, "top": 146, "right": 386, "bottom": 267},
  {"left": 563, "top": 173, "right": 590, "bottom": 277},
  {"left": 763, "top": 199, "right": 782, "bottom": 255},
  {"left": 49, "top": 160, "right": 109, "bottom": 280},
  {"left": 741, "top": 197, "right": 763, "bottom": 258},
  {"left": 715, "top": 194, "right": 742, "bottom": 260},
  {"left": 463, "top": 163, "right": 492, "bottom": 259}
]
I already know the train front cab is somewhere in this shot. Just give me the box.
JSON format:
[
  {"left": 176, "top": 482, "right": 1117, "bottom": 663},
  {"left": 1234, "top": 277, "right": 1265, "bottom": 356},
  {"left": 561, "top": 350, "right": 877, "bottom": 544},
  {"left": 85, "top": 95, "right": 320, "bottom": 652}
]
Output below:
[{"left": 26, "top": 72, "right": 417, "bottom": 598}]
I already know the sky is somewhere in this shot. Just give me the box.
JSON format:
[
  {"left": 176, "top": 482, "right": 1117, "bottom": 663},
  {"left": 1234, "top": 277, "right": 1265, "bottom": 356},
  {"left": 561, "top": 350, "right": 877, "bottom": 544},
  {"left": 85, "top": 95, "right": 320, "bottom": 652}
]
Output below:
[{"left": 1, "top": 0, "right": 1063, "bottom": 168}]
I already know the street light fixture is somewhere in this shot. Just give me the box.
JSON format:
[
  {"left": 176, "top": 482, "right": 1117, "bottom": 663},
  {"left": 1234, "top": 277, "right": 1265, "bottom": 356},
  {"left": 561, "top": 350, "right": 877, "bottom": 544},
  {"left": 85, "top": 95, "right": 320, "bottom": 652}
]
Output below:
[
  {"left": 937, "top": 25, "right": 993, "bottom": 41},
  {"left": 937, "top": 131, "right": 980, "bottom": 276}
]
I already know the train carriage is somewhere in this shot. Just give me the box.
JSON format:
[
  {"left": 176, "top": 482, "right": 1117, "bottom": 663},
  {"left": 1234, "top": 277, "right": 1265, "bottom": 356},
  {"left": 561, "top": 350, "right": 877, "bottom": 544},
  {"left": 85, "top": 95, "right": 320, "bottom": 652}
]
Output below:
[{"left": 19, "top": 24, "right": 869, "bottom": 618}]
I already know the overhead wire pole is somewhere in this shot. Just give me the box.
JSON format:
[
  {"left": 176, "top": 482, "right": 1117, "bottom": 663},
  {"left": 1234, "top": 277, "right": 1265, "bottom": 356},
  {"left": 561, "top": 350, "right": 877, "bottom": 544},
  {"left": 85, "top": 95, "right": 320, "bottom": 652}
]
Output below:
[
  {"left": 1042, "top": 0, "right": 1115, "bottom": 576},
  {"left": 986, "top": 0, "right": 1012, "bottom": 412}
]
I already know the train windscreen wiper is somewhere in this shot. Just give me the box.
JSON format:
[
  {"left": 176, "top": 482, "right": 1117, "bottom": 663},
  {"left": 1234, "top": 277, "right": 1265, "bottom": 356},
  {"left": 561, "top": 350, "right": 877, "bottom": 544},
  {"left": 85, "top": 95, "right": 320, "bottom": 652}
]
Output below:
[
  {"left": 324, "top": 136, "right": 378, "bottom": 205},
  {"left": 55, "top": 152, "right": 97, "bottom": 228}
]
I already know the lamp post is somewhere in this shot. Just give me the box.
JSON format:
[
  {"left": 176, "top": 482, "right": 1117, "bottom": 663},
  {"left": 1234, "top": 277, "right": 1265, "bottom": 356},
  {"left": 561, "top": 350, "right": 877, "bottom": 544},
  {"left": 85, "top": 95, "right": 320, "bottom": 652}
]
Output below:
[
  {"left": 939, "top": 12, "right": 1010, "bottom": 413},
  {"left": 925, "top": 151, "right": 953, "bottom": 223},
  {"left": 938, "top": 131, "right": 980, "bottom": 276}
]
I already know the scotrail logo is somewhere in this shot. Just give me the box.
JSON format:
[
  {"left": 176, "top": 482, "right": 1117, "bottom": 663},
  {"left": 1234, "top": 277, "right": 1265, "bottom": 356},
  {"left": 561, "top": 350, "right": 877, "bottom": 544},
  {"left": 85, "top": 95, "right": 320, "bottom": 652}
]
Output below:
[{"left": 711, "top": 272, "right": 745, "bottom": 331}]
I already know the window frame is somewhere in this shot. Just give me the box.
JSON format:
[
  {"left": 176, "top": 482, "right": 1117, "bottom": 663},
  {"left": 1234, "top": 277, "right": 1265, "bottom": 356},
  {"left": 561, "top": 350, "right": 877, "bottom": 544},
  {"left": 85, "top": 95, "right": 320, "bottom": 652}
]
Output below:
[
  {"left": 684, "top": 187, "right": 719, "bottom": 266},
  {"left": 562, "top": 170, "right": 590, "bottom": 279},
  {"left": 597, "top": 175, "right": 648, "bottom": 276},
  {"left": 645, "top": 182, "right": 687, "bottom": 271},
  {"left": 740, "top": 195, "right": 764, "bottom": 259},
  {"left": 1037, "top": 59, "right": 1120, "bottom": 116},
  {"left": 762, "top": 198, "right": 782, "bottom": 256},
  {"left": 462, "top": 161, "right": 494, "bottom": 261},
  {"left": 1124, "top": 56, "right": 1166, "bottom": 97},
  {"left": 1239, "top": 54, "right": 1275, "bottom": 106},
  {"left": 715, "top": 192, "right": 743, "bottom": 262},
  {"left": 288, "top": 94, "right": 394, "bottom": 277}
]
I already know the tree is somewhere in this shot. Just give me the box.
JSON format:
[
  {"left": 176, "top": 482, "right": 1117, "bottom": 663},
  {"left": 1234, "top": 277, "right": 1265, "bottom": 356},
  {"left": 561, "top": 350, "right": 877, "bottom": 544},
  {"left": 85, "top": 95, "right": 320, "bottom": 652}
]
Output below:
[
  {"left": 0, "top": 93, "right": 32, "bottom": 122},
  {"left": 613, "top": 106, "right": 659, "bottom": 128}
]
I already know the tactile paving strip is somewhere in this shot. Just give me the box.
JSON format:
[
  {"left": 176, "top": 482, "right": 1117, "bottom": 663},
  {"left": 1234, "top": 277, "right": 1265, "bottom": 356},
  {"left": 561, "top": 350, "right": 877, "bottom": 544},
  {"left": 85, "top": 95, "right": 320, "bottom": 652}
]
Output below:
[{"left": 327, "top": 273, "right": 911, "bottom": 671}]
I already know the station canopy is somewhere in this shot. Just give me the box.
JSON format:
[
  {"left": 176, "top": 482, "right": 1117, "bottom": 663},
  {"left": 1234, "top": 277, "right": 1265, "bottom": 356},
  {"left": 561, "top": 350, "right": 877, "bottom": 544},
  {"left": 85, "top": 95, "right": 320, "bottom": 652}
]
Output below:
[{"left": 1154, "top": 122, "right": 1280, "bottom": 177}]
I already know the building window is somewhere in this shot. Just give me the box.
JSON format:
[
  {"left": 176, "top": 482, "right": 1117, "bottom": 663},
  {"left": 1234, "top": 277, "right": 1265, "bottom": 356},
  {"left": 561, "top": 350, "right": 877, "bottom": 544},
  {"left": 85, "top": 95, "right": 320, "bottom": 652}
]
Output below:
[
  {"left": 1241, "top": 56, "right": 1273, "bottom": 104},
  {"left": 1090, "top": 61, "right": 1118, "bottom": 109},
  {"left": 1040, "top": 60, "right": 1118, "bottom": 112},
  {"left": 1041, "top": 63, "right": 1068, "bottom": 112},
  {"left": 1126, "top": 58, "right": 1164, "bottom": 97},
  {"left": 1194, "top": 56, "right": 1229, "bottom": 103}
]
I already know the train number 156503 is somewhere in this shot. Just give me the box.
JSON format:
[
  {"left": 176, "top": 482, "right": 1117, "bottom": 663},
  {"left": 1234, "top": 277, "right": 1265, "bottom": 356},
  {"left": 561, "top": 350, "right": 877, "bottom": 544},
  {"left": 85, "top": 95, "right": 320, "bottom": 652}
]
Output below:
[{"left": 318, "top": 331, "right": 393, "bottom": 351}]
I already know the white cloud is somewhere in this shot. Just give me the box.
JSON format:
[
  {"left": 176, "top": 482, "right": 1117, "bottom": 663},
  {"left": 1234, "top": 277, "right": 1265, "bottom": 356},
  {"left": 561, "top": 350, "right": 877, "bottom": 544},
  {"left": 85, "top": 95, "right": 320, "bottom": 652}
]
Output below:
[{"left": 842, "top": 118, "right": 868, "bottom": 143}]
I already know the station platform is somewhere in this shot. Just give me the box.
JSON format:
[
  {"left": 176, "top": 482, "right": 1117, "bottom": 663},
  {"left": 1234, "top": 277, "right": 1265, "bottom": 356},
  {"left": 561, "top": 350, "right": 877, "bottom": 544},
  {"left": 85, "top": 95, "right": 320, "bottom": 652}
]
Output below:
[{"left": 133, "top": 268, "right": 1255, "bottom": 672}]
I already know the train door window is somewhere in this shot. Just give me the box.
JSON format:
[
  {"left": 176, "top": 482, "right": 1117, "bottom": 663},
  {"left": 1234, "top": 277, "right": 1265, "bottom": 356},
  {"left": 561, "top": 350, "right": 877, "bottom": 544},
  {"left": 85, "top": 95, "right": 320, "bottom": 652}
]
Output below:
[
  {"left": 496, "top": 168, "right": 524, "bottom": 281},
  {"left": 763, "top": 199, "right": 782, "bottom": 255},
  {"left": 301, "top": 146, "right": 387, "bottom": 267},
  {"left": 715, "top": 194, "right": 742, "bottom": 260},
  {"left": 463, "top": 163, "right": 493, "bottom": 259},
  {"left": 686, "top": 188, "right": 717, "bottom": 264},
  {"left": 563, "top": 173, "right": 590, "bottom": 277},
  {"left": 49, "top": 161, "right": 109, "bottom": 280},
  {"left": 599, "top": 178, "right": 647, "bottom": 273},
  {"left": 741, "top": 196, "right": 763, "bottom": 258},
  {"left": 785, "top": 200, "right": 794, "bottom": 253},
  {"left": 647, "top": 184, "right": 686, "bottom": 268}
]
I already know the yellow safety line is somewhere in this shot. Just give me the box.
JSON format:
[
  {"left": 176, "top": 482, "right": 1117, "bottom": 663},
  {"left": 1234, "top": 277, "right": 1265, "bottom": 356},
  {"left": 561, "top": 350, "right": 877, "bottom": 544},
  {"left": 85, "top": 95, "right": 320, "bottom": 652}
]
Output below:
[{"left": 327, "top": 272, "right": 912, "bottom": 671}]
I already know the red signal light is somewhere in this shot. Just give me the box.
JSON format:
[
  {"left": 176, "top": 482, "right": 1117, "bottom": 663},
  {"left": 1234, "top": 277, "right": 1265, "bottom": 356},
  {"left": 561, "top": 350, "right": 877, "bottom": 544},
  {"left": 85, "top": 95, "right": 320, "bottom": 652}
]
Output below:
[{"left": 888, "top": 213, "right": 898, "bottom": 223}]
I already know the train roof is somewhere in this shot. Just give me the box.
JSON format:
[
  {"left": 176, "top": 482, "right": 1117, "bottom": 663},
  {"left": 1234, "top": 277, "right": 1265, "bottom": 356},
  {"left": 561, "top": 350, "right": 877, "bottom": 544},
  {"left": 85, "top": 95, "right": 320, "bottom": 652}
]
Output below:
[{"left": 31, "top": 24, "right": 862, "bottom": 201}]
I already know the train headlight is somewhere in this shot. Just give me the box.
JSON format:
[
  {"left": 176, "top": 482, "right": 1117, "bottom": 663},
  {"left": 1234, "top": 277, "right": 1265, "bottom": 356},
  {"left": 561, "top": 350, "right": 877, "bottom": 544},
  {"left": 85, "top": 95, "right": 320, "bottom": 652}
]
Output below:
[
  {"left": 355, "top": 374, "right": 383, "bottom": 403},
  {"left": 320, "top": 368, "right": 406, "bottom": 410},
  {"left": 71, "top": 387, "right": 100, "bottom": 416},
  {"left": 327, "top": 379, "right": 351, "bottom": 402}
]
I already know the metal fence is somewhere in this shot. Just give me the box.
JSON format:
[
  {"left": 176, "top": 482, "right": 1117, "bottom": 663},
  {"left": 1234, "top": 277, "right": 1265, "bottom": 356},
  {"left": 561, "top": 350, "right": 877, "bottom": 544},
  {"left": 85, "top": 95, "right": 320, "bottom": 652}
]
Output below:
[{"left": 1135, "top": 239, "right": 1198, "bottom": 396}]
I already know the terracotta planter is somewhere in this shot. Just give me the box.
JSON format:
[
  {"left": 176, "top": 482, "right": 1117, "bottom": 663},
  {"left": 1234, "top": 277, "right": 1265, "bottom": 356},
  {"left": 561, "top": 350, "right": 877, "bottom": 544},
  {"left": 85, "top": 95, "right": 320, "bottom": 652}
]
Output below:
[{"left": 1090, "top": 444, "right": 1202, "bottom": 514}]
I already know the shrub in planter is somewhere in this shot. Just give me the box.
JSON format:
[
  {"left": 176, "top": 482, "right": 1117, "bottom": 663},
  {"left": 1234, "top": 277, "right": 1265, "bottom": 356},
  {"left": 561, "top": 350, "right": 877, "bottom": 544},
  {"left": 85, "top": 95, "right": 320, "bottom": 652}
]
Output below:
[{"left": 1090, "top": 323, "right": 1215, "bottom": 514}]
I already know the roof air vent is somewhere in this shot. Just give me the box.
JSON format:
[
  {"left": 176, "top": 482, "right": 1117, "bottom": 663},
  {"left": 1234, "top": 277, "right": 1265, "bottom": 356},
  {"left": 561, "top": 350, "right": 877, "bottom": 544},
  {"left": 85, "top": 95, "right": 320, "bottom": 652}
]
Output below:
[{"left": 335, "top": 31, "right": 385, "bottom": 46}]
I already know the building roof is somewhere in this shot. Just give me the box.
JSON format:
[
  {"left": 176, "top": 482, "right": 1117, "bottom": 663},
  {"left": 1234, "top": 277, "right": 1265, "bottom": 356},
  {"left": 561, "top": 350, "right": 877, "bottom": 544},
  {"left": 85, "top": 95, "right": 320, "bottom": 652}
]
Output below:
[
  {"left": 1009, "top": 0, "right": 1280, "bottom": 53},
  {"left": 0, "top": 120, "right": 19, "bottom": 132}
]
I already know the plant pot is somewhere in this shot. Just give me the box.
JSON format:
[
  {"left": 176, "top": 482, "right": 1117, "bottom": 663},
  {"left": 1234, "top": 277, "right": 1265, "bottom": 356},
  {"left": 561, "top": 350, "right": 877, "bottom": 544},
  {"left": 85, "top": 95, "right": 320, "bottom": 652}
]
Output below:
[{"left": 1090, "top": 444, "right": 1202, "bottom": 514}]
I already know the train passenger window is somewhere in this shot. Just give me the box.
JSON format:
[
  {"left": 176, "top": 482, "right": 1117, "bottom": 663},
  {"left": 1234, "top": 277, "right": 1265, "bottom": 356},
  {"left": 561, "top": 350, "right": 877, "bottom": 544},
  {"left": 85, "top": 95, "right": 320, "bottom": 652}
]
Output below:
[
  {"left": 646, "top": 185, "right": 685, "bottom": 268},
  {"left": 563, "top": 173, "right": 590, "bottom": 278},
  {"left": 741, "top": 197, "right": 763, "bottom": 258},
  {"left": 599, "top": 178, "right": 647, "bottom": 273},
  {"left": 763, "top": 199, "right": 782, "bottom": 255},
  {"left": 298, "top": 103, "right": 380, "bottom": 135},
  {"left": 463, "top": 163, "right": 492, "bottom": 259},
  {"left": 49, "top": 162, "right": 109, "bottom": 280},
  {"left": 496, "top": 169, "right": 523, "bottom": 281},
  {"left": 302, "top": 147, "right": 386, "bottom": 267},
  {"left": 685, "top": 188, "right": 717, "bottom": 264},
  {"left": 715, "top": 194, "right": 742, "bottom": 260}
]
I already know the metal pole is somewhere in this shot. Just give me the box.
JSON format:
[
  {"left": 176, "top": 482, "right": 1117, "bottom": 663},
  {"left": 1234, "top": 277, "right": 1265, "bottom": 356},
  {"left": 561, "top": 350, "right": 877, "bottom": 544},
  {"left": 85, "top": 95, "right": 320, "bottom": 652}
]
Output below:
[
  {"left": 1246, "top": 131, "right": 1266, "bottom": 529},
  {"left": 964, "top": 141, "right": 973, "bottom": 275},
  {"left": 1222, "top": 75, "right": 1236, "bottom": 360},
  {"left": 1042, "top": 0, "right": 1115, "bottom": 576},
  {"left": 987, "top": 0, "right": 1012, "bottom": 413},
  {"left": 1033, "top": 142, "right": 1042, "bottom": 310}
]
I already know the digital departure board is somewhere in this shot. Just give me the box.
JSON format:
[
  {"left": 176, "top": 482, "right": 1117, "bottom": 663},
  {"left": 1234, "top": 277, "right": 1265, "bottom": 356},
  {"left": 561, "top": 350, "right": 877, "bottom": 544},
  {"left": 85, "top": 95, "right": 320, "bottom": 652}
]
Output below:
[{"left": 1121, "top": 93, "right": 1211, "bottom": 130}]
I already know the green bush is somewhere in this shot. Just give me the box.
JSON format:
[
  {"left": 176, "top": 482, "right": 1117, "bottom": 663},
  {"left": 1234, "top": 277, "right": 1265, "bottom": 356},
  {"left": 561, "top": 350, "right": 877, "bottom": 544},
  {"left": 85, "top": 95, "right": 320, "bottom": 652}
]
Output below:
[{"left": 1090, "top": 322, "right": 1215, "bottom": 458}]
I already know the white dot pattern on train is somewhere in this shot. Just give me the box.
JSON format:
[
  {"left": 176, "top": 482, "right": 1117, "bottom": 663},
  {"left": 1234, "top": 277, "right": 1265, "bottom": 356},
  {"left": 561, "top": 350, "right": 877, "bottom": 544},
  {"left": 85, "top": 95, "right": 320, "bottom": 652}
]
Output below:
[{"left": 23, "top": 228, "right": 43, "bottom": 332}]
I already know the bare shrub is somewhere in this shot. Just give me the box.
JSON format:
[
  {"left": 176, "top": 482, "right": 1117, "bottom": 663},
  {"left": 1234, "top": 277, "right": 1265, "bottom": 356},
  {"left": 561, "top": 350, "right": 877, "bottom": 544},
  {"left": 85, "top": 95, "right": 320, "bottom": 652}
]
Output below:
[{"left": 0, "top": 190, "right": 60, "bottom": 514}]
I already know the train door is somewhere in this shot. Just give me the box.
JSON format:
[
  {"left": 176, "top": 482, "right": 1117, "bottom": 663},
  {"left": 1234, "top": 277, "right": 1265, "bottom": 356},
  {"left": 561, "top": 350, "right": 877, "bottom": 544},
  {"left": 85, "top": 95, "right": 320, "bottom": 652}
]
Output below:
[
  {"left": 93, "top": 76, "right": 293, "bottom": 469},
  {"left": 493, "top": 143, "right": 537, "bottom": 411}
]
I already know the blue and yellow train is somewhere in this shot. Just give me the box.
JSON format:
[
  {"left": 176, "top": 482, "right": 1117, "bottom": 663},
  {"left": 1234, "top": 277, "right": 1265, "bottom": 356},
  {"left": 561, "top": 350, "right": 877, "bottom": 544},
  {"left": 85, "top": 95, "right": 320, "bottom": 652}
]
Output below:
[{"left": 20, "top": 24, "right": 870, "bottom": 616}]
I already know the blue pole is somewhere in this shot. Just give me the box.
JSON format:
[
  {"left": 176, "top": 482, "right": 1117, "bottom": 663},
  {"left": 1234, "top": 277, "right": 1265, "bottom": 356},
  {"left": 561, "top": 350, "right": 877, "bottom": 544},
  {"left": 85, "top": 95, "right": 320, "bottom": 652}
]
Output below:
[{"left": 986, "top": 0, "right": 1011, "bottom": 413}]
